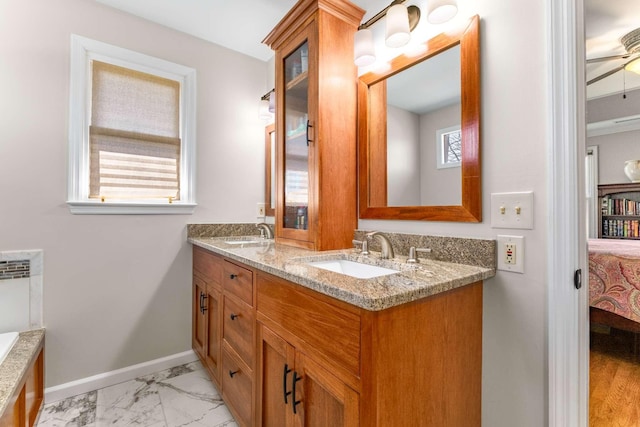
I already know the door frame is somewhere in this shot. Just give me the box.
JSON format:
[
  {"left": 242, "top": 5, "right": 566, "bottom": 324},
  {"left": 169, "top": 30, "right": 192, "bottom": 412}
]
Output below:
[{"left": 547, "top": 0, "right": 589, "bottom": 425}]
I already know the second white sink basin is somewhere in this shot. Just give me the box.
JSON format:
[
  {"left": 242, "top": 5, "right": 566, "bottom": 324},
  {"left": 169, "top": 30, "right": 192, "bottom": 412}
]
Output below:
[{"left": 307, "top": 259, "right": 399, "bottom": 279}]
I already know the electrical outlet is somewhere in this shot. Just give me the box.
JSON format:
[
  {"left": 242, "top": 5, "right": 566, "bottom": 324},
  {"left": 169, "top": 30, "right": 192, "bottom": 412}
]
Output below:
[
  {"left": 257, "top": 203, "right": 266, "bottom": 217},
  {"left": 497, "top": 235, "right": 524, "bottom": 273},
  {"left": 505, "top": 243, "right": 516, "bottom": 264}
]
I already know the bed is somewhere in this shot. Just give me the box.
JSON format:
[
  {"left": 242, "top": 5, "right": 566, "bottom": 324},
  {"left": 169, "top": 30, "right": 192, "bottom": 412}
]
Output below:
[{"left": 589, "top": 239, "right": 640, "bottom": 354}]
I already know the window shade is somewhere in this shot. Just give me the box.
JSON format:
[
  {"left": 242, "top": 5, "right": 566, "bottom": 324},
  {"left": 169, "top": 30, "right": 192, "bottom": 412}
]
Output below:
[{"left": 90, "top": 61, "right": 181, "bottom": 200}]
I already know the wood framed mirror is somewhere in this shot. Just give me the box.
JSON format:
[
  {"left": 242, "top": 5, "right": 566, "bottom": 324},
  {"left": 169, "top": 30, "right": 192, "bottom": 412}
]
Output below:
[
  {"left": 265, "top": 123, "right": 276, "bottom": 216},
  {"left": 358, "top": 15, "right": 481, "bottom": 222}
]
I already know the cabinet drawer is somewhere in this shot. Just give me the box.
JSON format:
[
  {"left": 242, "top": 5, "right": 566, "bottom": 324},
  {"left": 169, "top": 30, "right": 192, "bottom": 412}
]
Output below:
[
  {"left": 222, "top": 345, "right": 253, "bottom": 427},
  {"left": 193, "top": 246, "right": 223, "bottom": 286},
  {"left": 223, "top": 260, "right": 254, "bottom": 306},
  {"left": 256, "top": 273, "right": 361, "bottom": 377},
  {"left": 223, "top": 296, "right": 255, "bottom": 367}
]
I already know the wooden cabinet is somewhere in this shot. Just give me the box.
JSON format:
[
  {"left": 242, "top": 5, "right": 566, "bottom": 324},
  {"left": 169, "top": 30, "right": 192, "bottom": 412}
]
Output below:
[
  {"left": 255, "top": 270, "right": 482, "bottom": 427},
  {"left": 598, "top": 183, "right": 640, "bottom": 239},
  {"left": 0, "top": 340, "right": 43, "bottom": 427},
  {"left": 192, "top": 246, "right": 223, "bottom": 387},
  {"left": 193, "top": 246, "right": 483, "bottom": 426},
  {"left": 257, "top": 323, "right": 359, "bottom": 427},
  {"left": 263, "top": 0, "right": 364, "bottom": 251},
  {"left": 193, "top": 248, "right": 257, "bottom": 426}
]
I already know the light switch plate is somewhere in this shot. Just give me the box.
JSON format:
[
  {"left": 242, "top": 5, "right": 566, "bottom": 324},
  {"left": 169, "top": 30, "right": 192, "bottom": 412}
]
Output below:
[
  {"left": 491, "top": 191, "right": 534, "bottom": 229},
  {"left": 497, "top": 235, "right": 524, "bottom": 273}
]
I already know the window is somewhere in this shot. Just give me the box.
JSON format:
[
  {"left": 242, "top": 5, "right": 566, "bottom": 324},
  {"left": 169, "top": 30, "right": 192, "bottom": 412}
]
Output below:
[
  {"left": 436, "top": 125, "right": 462, "bottom": 169},
  {"left": 68, "top": 35, "right": 196, "bottom": 214}
]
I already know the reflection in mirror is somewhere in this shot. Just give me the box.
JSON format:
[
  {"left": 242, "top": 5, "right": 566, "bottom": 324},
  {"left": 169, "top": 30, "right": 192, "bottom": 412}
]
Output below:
[
  {"left": 385, "top": 45, "right": 461, "bottom": 206},
  {"left": 358, "top": 15, "right": 481, "bottom": 222}
]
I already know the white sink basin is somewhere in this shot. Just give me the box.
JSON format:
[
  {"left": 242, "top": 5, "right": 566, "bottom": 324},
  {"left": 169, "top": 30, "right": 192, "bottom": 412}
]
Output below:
[{"left": 306, "top": 259, "right": 399, "bottom": 279}]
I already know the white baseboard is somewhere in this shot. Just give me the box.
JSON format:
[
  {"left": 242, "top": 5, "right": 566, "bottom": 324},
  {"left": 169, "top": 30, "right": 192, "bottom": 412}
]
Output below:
[{"left": 44, "top": 350, "right": 198, "bottom": 404}]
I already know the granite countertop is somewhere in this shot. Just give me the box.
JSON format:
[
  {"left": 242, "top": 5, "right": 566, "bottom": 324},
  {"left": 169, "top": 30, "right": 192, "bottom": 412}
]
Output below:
[
  {"left": 0, "top": 329, "right": 45, "bottom": 417},
  {"left": 189, "top": 237, "right": 495, "bottom": 311}
]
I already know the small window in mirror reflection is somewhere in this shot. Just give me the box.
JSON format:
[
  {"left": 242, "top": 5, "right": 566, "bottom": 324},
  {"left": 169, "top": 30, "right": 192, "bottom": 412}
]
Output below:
[{"left": 436, "top": 125, "right": 462, "bottom": 169}]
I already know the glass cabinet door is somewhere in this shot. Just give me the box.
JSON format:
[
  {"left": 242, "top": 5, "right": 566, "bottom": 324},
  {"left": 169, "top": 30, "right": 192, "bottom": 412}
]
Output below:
[{"left": 282, "top": 41, "right": 310, "bottom": 231}]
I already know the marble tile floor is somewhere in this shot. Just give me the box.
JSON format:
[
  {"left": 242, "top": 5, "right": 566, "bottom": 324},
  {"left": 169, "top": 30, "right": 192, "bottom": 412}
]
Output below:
[{"left": 36, "top": 360, "right": 238, "bottom": 427}]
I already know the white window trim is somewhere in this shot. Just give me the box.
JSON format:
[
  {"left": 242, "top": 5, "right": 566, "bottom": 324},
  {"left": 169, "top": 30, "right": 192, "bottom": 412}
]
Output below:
[
  {"left": 68, "top": 35, "right": 197, "bottom": 214},
  {"left": 435, "top": 125, "right": 461, "bottom": 169}
]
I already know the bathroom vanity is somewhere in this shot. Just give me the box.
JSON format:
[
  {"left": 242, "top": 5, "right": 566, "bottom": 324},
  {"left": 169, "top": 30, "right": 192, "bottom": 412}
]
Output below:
[
  {"left": 189, "top": 235, "right": 494, "bottom": 426},
  {"left": 0, "top": 330, "right": 44, "bottom": 427}
]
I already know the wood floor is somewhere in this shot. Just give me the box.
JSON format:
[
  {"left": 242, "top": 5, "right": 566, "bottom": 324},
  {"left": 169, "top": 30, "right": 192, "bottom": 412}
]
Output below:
[{"left": 590, "top": 327, "right": 640, "bottom": 426}]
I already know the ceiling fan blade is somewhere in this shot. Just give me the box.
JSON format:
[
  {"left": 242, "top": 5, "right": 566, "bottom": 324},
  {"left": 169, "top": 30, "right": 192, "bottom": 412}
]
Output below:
[
  {"left": 587, "top": 64, "right": 626, "bottom": 85},
  {"left": 586, "top": 53, "right": 633, "bottom": 64}
]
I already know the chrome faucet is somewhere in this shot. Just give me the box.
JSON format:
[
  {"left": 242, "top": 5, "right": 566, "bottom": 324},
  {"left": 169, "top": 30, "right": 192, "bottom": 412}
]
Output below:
[
  {"left": 256, "top": 223, "right": 273, "bottom": 239},
  {"left": 366, "top": 231, "right": 395, "bottom": 259}
]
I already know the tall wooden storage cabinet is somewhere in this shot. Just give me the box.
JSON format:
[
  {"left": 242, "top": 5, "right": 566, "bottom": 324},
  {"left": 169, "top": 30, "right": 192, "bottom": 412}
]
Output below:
[{"left": 263, "top": 0, "right": 364, "bottom": 250}]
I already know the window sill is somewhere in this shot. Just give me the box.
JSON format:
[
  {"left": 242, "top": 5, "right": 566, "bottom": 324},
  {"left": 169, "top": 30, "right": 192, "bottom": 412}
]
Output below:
[{"left": 67, "top": 201, "right": 197, "bottom": 215}]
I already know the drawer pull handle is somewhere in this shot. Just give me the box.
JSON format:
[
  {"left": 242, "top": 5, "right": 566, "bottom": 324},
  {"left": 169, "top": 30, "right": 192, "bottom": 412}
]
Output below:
[
  {"left": 229, "top": 274, "right": 238, "bottom": 279},
  {"left": 229, "top": 369, "right": 239, "bottom": 378},
  {"left": 292, "top": 370, "right": 302, "bottom": 414},
  {"left": 283, "top": 364, "right": 292, "bottom": 404},
  {"left": 230, "top": 313, "right": 239, "bottom": 320}
]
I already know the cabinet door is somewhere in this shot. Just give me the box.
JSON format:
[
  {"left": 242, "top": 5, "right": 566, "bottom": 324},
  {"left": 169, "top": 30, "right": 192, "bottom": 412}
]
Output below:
[
  {"left": 293, "top": 352, "right": 359, "bottom": 427},
  {"left": 276, "top": 21, "right": 317, "bottom": 248},
  {"left": 257, "top": 323, "right": 296, "bottom": 427},
  {"left": 192, "top": 276, "right": 207, "bottom": 360},
  {"left": 204, "top": 285, "right": 222, "bottom": 386}
]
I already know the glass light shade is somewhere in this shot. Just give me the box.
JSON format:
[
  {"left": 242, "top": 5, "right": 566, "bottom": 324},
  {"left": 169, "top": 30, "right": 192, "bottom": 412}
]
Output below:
[
  {"left": 385, "top": 4, "right": 411, "bottom": 48},
  {"left": 268, "top": 90, "right": 275, "bottom": 113},
  {"left": 625, "top": 58, "right": 640, "bottom": 75},
  {"left": 427, "top": 0, "right": 458, "bottom": 24},
  {"left": 259, "top": 99, "right": 272, "bottom": 120},
  {"left": 354, "top": 28, "right": 376, "bottom": 67}
]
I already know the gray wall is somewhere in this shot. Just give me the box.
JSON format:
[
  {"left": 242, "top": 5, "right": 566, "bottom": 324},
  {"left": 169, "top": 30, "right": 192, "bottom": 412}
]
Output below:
[
  {"left": 0, "top": 0, "right": 267, "bottom": 387},
  {"left": 386, "top": 104, "right": 421, "bottom": 206},
  {"left": 419, "top": 103, "right": 461, "bottom": 206},
  {"left": 587, "top": 88, "right": 640, "bottom": 184}
]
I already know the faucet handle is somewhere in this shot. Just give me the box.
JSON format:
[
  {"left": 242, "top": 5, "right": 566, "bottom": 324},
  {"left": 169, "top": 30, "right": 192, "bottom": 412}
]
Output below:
[
  {"left": 352, "top": 239, "right": 369, "bottom": 255},
  {"left": 407, "top": 246, "right": 432, "bottom": 263}
]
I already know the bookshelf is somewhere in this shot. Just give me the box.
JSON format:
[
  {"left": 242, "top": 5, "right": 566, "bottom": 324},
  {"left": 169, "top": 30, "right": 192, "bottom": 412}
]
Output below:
[{"left": 598, "top": 183, "right": 640, "bottom": 239}]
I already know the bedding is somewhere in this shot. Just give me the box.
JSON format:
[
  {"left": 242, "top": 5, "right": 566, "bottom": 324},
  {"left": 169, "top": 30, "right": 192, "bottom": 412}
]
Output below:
[{"left": 589, "top": 238, "right": 640, "bottom": 324}]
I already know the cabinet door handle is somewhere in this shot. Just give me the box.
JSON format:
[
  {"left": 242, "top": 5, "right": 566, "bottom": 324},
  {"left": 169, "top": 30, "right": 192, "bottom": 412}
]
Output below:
[
  {"left": 229, "top": 274, "right": 238, "bottom": 279},
  {"left": 201, "top": 294, "right": 207, "bottom": 313},
  {"left": 229, "top": 369, "right": 239, "bottom": 378},
  {"left": 230, "top": 313, "right": 239, "bottom": 320},
  {"left": 283, "top": 364, "right": 292, "bottom": 404},
  {"left": 292, "top": 370, "right": 302, "bottom": 414},
  {"left": 306, "top": 120, "right": 312, "bottom": 146},
  {"left": 199, "top": 292, "right": 204, "bottom": 314}
]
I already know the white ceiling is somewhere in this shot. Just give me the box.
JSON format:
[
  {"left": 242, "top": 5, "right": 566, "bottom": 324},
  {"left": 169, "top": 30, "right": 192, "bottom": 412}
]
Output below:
[
  {"left": 94, "top": 0, "right": 640, "bottom": 99},
  {"left": 94, "top": 0, "right": 392, "bottom": 61},
  {"left": 586, "top": 0, "right": 640, "bottom": 99}
]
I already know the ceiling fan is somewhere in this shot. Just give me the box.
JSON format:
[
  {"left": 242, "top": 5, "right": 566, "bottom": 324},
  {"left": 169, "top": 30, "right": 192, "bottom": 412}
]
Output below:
[{"left": 587, "top": 27, "right": 640, "bottom": 86}]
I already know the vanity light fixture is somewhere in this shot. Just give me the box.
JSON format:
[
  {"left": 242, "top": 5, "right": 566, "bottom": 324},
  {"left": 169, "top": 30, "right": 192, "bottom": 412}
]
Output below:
[
  {"left": 259, "top": 88, "right": 275, "bottom": 120},
  {"left": 354, "top": 0, "right": 458, "bottom": 67},
  {"left": 354, "top": 0, "right": 421, "bottom": 67}
]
